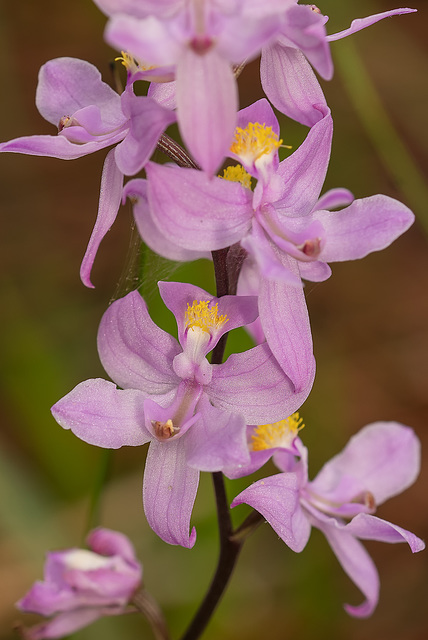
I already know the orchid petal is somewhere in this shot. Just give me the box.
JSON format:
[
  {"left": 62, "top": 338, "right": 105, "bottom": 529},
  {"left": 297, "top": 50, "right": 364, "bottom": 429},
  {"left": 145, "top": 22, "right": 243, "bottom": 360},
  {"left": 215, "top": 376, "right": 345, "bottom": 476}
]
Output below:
[
  {"left": 237, "top": 258, "right": 266, "bottom": 345},
  {"left": 216, "top": 12, "right": 281, "bottom": 63},
  {"left": 274, "top": 107, "right": 332, "bottom": 215},
  {"left": 106, "top": 15, "right": 182, "bottom": 66},
  {"left": 123, "top": 179, "right": 209, "bottom": 262},
  {"left": 114, "top": 92, "right": 176, "bottom": 175},
  {"left": 185, "top": 395, "right": 249, "bottom": 472},
  {"left": 87, "top": 529, "right": 140, "bottom": 565},
  {"left": 146, "top": 162, "right": 253, "bottom": 250},
  {"left": 65, "top": 567, "right": 139, "bottom": 600},
  {"left": 97, "top": 290, "right": 181, "bottom": 393},
  {"left": 147, "top": 81, "right": 177, "bottom": 110},
  {"left": 260, "top": 45, "right": 327, "bottom": 126},
  {"left": 143, "top": 439, "right": 198, "bottom": 548},
  {"left": 225, "top": 447, "right": 274, "bottom": 480},
  {"left": 315, "top": 188, "right": 354, "bottom": 211},
  {"left": 241, "top": 220, "right": 302, "bottom": 285},
  {"left": 259, "top": 255, "right": 315, "bottom": 391},
  {"left": 61, "top": 105, "right": 117, "bottom": 136},
  {"left": 327, "top": 8, "right": 417, "bottom": 43},
  {"left": 315, "top": 520, "right": 380, "bottom": 618},
  {"left": 176, "top": 47, "right": 238, "bottom": 175},
  {"left": 80, "top": 149, "right": 123, "bottom": 288},
  {"left": 36, "top": 58, "right": 124, "bottom": 128},
  {"left": 19, "top": 609, "right": 104, "bottom": 640},
  {"left": 298, "top": 260, "right": 331, "bottom": 281},
  {"left": 208, "top": 343, "right": 313, "bottom": 425},
  {"left": 18, "top": 580, "right": 75, "bottom": 616},
  {"left": 313, "top": 195, "right": 415, "bottom": 262},
  {"left": 281, "top": 4, "right": 333, "bottom": 80},
  {"left": 340, "top": 514, "right": 425, "bottom": 552},
  {"left": 236, "top": 98, "right": 280, "bottom": 136},
  {"left": 51, "top": 379, "right": 150, "bottom": 448},
  {"left": 232, "top": 473, "right": 311, "bottom": 552},
  {"left": 0, "top": 133, "right": 124, "bottom": 160},
  {"left": 311, "top": 422, "right": 421, "bottom": 506}
]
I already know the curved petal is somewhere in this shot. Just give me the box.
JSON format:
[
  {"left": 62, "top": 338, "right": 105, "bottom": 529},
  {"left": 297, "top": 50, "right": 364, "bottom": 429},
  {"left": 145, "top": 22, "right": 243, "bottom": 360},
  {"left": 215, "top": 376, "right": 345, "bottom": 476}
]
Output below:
[
  {"left": 327, "top": 8, "right": 417, "bottom": 43},
  {"left": 124, "top": 179, "right": 208, "bottom": 262},
  {"left": 143, "top": 439, "right": 198, "bottom": 547},
  {"left": 146, "top": 162, "right": 253, "bottom": 251},
  {"left": 51, "top": 379, "right": 150, "bottom": 448},
  {"left": 208, "top": 343, "right": 314, "bottom": 425},
  {"left": 176, "top": 47, "right": 238, "bottom": 175},
  {"left": 315, "top": 188, "right": 354, "bottom": 211},
  {"left": 97, "top": 290, "right": 181, "bottom": 393},
  {"left": 274, "top": 106, "right": 332, "bottom": 215},
  {"left": 80, "top": 149, "right": 124, "bottom": 287},
  {"left": 340, "top": 514, "right": 425, "bottom": 553},
  {"left": 0, "top": 133, "right": 123, "bottom": 159},
  {"left": 232, "top": 473, "right": 311, "bottom": 552},
  {"left": 281, "top": 4, "right": 332, "bottom": 80},
  {"left": 311, "top": 422, "right": 421, "bottom": 506},
  {"left": 260, "top": 45, "right": 327, "bottom": 126},
  {"left": 314, "top": 195, "right": 415, "bottom": 262},
  {"left": 185, "top": 395, "right": 249, "bottom": 472},
  {"left": 298, "top": 260, "right": 331, "bottom": 282},
  {"left": 259, "top": 255, "right": 315, "bottom": 392},
  {"left": 314, "top": 519, "right": 380, "bottom": 617},
  {"left": 36, "top": 58, "right": 123, "bottom": 128}
]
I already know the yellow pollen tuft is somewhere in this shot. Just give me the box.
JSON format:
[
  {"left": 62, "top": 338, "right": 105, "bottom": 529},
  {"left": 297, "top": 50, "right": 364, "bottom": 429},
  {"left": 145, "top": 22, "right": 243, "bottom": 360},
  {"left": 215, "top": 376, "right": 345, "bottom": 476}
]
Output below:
[
  {"left": 220, "top": 164, "right": 252, "bottom": 190},
  {"left": 115, "top": 51, "right": 155, "bottom": 73},
  {"left": 185, "top": 300, "right": 229, "bottom": 334},
  {"left": 230, "top": 122, "right": 284, "bottom": 161},
  {"left": 251, "top": 412, "right": 304, "bottom": 451}
]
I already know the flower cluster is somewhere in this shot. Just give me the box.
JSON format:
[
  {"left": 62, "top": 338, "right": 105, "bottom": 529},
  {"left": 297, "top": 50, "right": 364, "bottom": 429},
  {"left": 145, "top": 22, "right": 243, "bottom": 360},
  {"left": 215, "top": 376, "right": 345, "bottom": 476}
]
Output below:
[{"left": 4, "top": 1, "right": 424, "bottom": 638}]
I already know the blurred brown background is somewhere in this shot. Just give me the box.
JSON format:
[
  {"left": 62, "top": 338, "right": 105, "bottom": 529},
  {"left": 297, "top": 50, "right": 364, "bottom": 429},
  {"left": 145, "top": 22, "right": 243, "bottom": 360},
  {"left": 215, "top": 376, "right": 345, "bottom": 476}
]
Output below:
[{"left": 0, "top": 1, "right": 427, "bottom": 639}]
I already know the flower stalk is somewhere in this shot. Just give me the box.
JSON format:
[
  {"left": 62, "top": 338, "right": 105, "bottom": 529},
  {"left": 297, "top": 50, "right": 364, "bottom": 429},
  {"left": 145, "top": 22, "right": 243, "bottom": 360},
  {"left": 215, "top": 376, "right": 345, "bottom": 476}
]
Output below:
[{"left": 132, "top": 590, "right": 171, "bottom": 640}]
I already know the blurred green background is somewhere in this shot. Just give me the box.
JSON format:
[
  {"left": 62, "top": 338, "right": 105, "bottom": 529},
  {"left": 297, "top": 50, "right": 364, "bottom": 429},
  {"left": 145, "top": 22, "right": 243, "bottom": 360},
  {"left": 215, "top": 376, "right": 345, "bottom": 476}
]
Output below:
[{"left": 0, "top": 1, "right": 427, "bottom": 639}]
